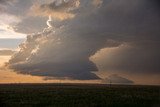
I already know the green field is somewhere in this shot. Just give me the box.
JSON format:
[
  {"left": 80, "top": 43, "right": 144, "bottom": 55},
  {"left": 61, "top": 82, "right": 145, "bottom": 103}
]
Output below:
[{"left": 0, "top": 84, "right": 159, "bottom": 107}]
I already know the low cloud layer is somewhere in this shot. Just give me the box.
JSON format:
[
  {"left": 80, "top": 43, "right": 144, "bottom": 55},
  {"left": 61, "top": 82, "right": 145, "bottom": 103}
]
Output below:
[
  {"left": 102, "top": 74, "right": 134, "bottom": 84},
  {"left": 92, "top": 43, "right": 160, "bottom": 74},
  {"left": 5, "top": 0, "right": 160, "bottom": 81},
  {"left": 0, "top": 50, "right": 15, "bottom": 56}
]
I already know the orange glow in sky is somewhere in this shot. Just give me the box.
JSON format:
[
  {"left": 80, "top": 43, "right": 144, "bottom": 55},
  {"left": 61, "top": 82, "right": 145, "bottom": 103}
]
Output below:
[{"left": 0, "top": 56, "right": 50, "bottom": 83}]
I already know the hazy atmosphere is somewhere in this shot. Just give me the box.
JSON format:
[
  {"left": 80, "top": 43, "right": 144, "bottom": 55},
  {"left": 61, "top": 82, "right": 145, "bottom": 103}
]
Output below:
[{"left": 0, "top": 0, "right": 160, "bottom": 85}]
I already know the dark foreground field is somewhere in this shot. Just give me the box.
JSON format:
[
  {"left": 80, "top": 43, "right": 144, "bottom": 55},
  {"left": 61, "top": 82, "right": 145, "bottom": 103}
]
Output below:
[{"left": 0, "top": 84, "right": 159, "bottom": 107}]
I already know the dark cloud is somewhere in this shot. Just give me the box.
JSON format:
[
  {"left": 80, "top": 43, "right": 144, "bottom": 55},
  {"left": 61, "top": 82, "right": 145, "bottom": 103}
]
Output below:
[
  {"left": 0, "top": 0, "right": 15, "bottom": 5},
  {"left": 7, "top": 0, "right": 160, "bottom": 81},
  {"left": 8, "top": 29, "right": 100, "bottom": 80},
  {"left": 0, "top": 0, "right": 41, "bottom": 34},
  {"left": 102, "top": 74, "right": 134, "bottom": 84},
  {"left": 0, "top": 0, "right": 16, "bottom": 12},
  {"left": 89, "top": 0, "right": 160, "bottom": 75},
  {"left": 92, "top": 43, "right": 160, "bottom": 75},
  {"left": 3, "top": 0, "right": 32, "bottom": 15}
]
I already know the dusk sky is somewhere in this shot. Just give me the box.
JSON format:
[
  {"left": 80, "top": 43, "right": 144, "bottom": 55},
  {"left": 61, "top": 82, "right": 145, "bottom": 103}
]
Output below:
[{"left": 0, "top": 0, "right": 160, "bottom": 85}]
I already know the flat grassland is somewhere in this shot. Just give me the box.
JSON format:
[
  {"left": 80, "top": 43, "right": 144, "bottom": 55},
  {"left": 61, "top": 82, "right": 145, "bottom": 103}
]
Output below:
[{"left": 0, "top": 84, "right": 159, "bottom": 107}]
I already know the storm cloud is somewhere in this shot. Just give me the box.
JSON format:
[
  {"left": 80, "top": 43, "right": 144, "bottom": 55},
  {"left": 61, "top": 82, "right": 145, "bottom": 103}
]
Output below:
[{"left": 7, "top": 0, "right": 160, "bottom": 81}]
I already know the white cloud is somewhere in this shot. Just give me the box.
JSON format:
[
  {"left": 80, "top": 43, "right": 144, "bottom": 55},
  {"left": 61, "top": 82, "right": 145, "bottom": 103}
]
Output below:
[
  {"left": 0, "top": 13, "right": 21, "bottom": 25},
  {"left": 0, "top": 26, "right": 26, "bottom": 39}
]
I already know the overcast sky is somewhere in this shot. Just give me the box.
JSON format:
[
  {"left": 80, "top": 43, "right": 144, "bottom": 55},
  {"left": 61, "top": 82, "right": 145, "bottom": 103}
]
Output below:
[{"left": 0, "top": 0, "right": 160, "bottom": 85}]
